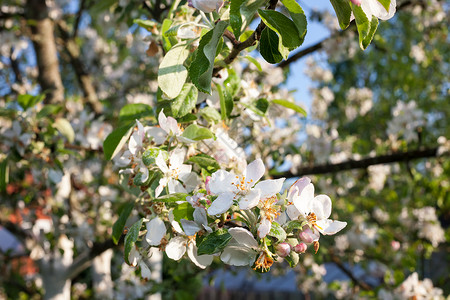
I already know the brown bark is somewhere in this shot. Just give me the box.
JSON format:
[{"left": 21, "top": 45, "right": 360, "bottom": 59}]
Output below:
[
  {"left": 26, "top": 0, "right": 65, "bottom": 104},
  {"left": 272, "top": 147, "right": 441, "bottom": 178}
]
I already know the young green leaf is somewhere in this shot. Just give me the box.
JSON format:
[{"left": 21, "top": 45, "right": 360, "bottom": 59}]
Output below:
[
  {"left": 17, "top": 94, "right": 44, "bottom": 110},
  {"left": 119, "top": 103, "right": 154, "bottom": 125},
  {"left": 230, "top": 0, "right": 246, "bottom": 38},
  {"left": 154, "top": 192, "right": 190, "bottom": 202},
  {"left": 103, "top": 123, "right": 134, "bottom": 160},
  {"left": 268, "top": 221, "right": 287, "bottom": 242},
  {"left": 158, "top": 44, "right": 190, "bottom": 99},
  {"left": 170, "top": 83, "right": 198, "bottom": 118},
  {"left": 188, "top": 153, "right": 220, "bottom": 173},
  {"left": 280, "top": 0, "right": 307, "bottom": 44},
  {"left": 182, "top": 124, "right": 215, "bottom": 141},
  {"left": 197, "top": 229, "right": 232, "bottom": 255},
  {"left": 112, "top": 202, "right": 134, "bottom": 245},
  {"left": 272, "top": 99, "right": 307, "bottom": 116},
  {"left": 172, "top": 202, "right": 195, "bottom": 222},
  {"left": 189, "top": 21, "right": 228, "bottom": 94},
  {"left": 216, "top": 84, "right": 233, "bottom": 120},
  {"left": 351, "top": 3, "right": 379, "bottom": 50},
  {"left": 258, "top": 9, "right": 302, "bottom": 53},
  {"left": 124, "top": 218, "right": 144, "bottom": 265},
  {"left": 329, "top": 0, "right": 352, "bottom": 30},
  {"left": 53, "top": 118, "right": 75, "bottom": 143},
  {"left": 259, "top": 27, "right": 283, "bottom": 64},
  {"left": 199, "top": 106, "right": 222, "bottom": 124}
]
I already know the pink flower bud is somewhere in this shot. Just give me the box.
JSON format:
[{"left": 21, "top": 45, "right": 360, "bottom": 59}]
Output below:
[
  {"left": 391, "top": 240, "right": 400, "bottom": 251},
  {"left": 294, "top": 243, "right": 307, "bottom": 253},
  {"left": 350, "top": 0, "right": 362, "bottom": 5},
  {"left": 276, "top": 243, "right": 291, "bottom": 258},
  {"left": 189, "top": 0, "right": 224, "bottom": 13},
  {"left": 205, "top": 176, "right": 212, "bottom": 195},
  {"left": 299, "top": 226, "right": 314, "bottom": 243}
]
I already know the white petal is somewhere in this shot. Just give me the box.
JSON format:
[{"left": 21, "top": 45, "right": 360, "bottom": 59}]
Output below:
[
  {"left": 209, "top": 170, "right": 237, "bottom": 194},
  {"left": 293, "top": 183, "right": 315, "bottom": 215},
  {"left": 193, "top": 208, "right": 208, "bottom": 226},
  {"left": 312, "top": 194, "right": 332, "bottom": 220},
  {"left": 177, "top": 165, "right": 193, "bottom": 181},
  {"left": 228, "top": 227, "right": 259, "bottom": 249},
  {"left": 129, "top": 132, "right": 141, "bottom": 155},
  {"left": 254, "top": 178, "right": 285, "bottom": 199},
  {"left": 257, "top": 218, "right": 272, "bottom": 239},
  {"left": 139, "top": 261, "right": 151, "bottom": 280},
  {"left": 187, "top": 243, "right": 213, "bottom": 269},
  {"left": 158, "top": 110, "right": 169, "bottom": 133},
  {"left": 207, "top": 192, "right": 234, "bottom": 215},
  {"left": 181, "top": 219, "right": 201, "bottom": 236},
  {"left": 169, "top": 148, "right": 186, "bottom": 168},
  {"left": 238, "top": 188, "right": 261, "bottom": 209},
  {"left": 168, "top": 179, "right": 187, "bottom": 194},
  {"left": 146, "top": 127, "right": 167, "bottom": 145},
  {"left": 155, "top": 153, "right": 169, "bottom": 173},
  {"left": 165, "top": 236, "right": 187, "bottom": 260},
  {"left": 288, "top": 177, "right": 311, "bottom": 199},
  {"left": 220, "top": 245, "right": 256, "bottom": 266},
  {"left": 182, "top": 172, "right": 199, "bottom": 192},
  {"left": 155, "top": 184, "right": 164, "bottom": 198},
  {"left": 245, "top": 159, "right": 265, "bottom": 185},
  {"left": 275, "top": 211, "right": 287, "bottom": 225},
  {"left": 286, "top": 204, "right": 301, "bottom": 221},
  {"left": 316, "top": 220, "right": 347, "bottom": 235},
  {"left": 140, "top": 164, "right": 149, "bottom": 182},
  {"left": 146, "top": 218, "right": 166, "bottom": 246},
  {"left": 128, "top": 247, "right": 140, "bottom": 267}
]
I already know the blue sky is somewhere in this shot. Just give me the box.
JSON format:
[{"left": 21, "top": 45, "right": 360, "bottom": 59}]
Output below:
[{"left": 284, "top": 0, "right": 334, "bottom": 113}]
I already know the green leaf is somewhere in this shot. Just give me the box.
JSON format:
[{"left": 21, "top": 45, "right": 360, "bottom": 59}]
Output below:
[
  {"left": 134, "top": 19, "right": 158, "bottom": 31},
  {"left": 224, "top": 68, "right": 241, "bottom": 98},
  {"left": 170, "top": 83, "right": 198, "bottom": 118},
  {"left": 280, "top": 0, "right": 307, "bottom": 44},
  {"left": 112, "top": 202, "right": 134, "bottom": 245},
  {"left": 272, "top": 99, "right": 307, "bottom": 116},
  {"left": 258, "top": 9, "right": 302, "bottom": 54},
  {"left": 124, "top": 218, "right": 144, "bottom": 265},
  {"left": 0, "top": 157, "right": 9, "bottom": 193},
  {"left": 154, "top": 192, "right": 190, "bottom": 202},
  {"left": 200, "top": 106, "right": 222, "bottom": 124},
  {"left": 230, "top": 0, "right": 246, "bottom": 38},
  {"left": 329, "top": 0, "right": 352, "bottom": 30},
  {"left": 182, "top": 124, "right": 215, "bottom": 141},
  {"left": 255, "top": 98, "right": 269, "bottom": 115},
  {"left": 142, "top": 148, "right": 167, "bottom": 166},
  {"left": 103, "top": 123, "right": 134, "bottom": 160},
  {"left": 37, "top": 104, "right": 62, "bottom": 118},
  {"left": 172, "top": 202, "right": 195, "bottom": 222},
  {"left": 283, "top": 220, "right": 306, "bottom": 233},
  {"left": 351, "top": 4, "right": 379, "bottom": 50},
  {"left": 161, "top": 19, "right": 178, "bottom": 52},
  {"left": 268, "top": 221, "right": 286, "bottom": 242},
  {"left": 285, "top": 251, "right": 299, "bottom": 267},
  {"left": 378, "top": 0, "right": 391, "bottom": 12},
  {"left": 189, "top": 21, "right": 228, "bottom": 94},
  {"left": 245, "top": 55, "right": 262, "bottom": 71},
  {"left": 197, "top": 229, "right": 232, "bottom": 255},
  {"left": 259, "top": 27, "right": 283, "bottom": 64},
  {"left": 158, "top": 44, "right": 190, "bottom": 99},
  {"left": 188, "top": 153, "right": 220, "bottom": 173},
  {"left": 17, "top": 94, "right": 44, "bottom": 110},
  {"left": 177, "top": 113, "right": 198, "bottom": 123},
  {"left": 53, "top": 118, "right": 75, "bottom": 143},
  {"left": 119, "top": 103, "right": 154, "bottom": 125},
  {"left": 240, "top": 0, "right": 268, "bottom": 33},
  {"left": 216, "top": 84, "right": 234, "bottom": 120}
]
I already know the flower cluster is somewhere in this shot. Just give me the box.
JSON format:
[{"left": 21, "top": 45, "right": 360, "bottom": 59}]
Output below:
[{"left": 115, "top": 116, "right": 347, "bottom": 276}]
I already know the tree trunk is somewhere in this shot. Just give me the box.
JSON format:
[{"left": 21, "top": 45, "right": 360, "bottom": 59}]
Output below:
[{"left": 26, "top": 0, "right": 64, "bottom": 104}]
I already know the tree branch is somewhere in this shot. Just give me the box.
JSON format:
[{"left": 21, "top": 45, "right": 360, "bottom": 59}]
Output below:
[
  {"left": 57, "top": 20, "right": 103, "bottom": 114},
  {"left": 72, "top": 0, "right": 86, "bottom": 38},
  {"left": 272, "top": 147, "right": 441, "bottom": 178},
  {"left": 212, "top": 0, "right": 278, "bottom": 76},
  {"left": 329, "top": 250, "right": 372, "bottom": 291},
  {"left": 277, "top": 39, "right": 325, "bottom": 68},
  {"left": 26, "top": 0, "right": 65, "bottom": 105}
]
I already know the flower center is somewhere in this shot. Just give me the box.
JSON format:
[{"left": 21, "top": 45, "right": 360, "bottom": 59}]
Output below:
[
  {"left": 170, "top": 167, "right": 181, "bottom": 180},
  {"left": 231, "top": 175, "right": 253, "bottom": 195},
  {"left": 260, "top": 196, "right": 280, "bottom": 222},
  {"left": 307, "top": 212, "right": 323, "bottom": 230},
  {"left": 253, "top": 252, "right": 273, "bottom": 272}
]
